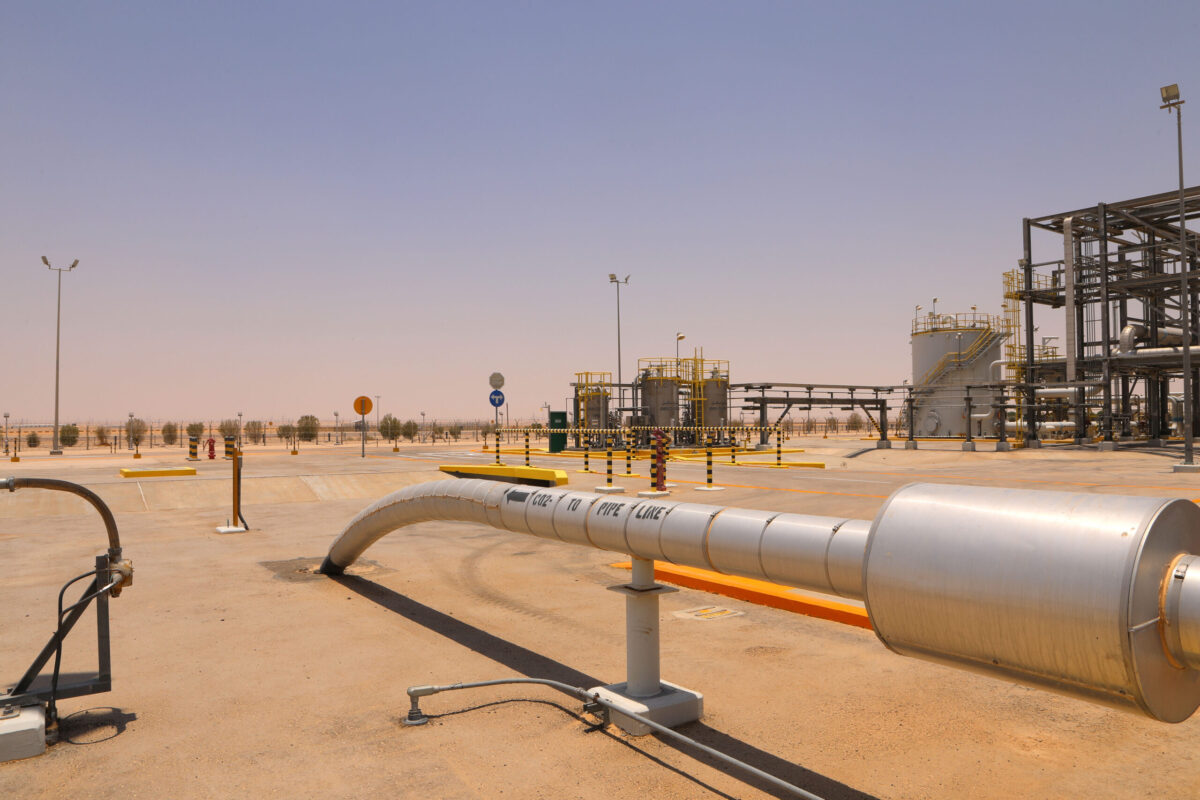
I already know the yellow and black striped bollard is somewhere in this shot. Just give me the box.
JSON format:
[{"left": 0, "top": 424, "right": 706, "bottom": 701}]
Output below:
[
  {"left": 605, "top": 435, "right": 614, "bottom": 487},
  {"left": 776, "top": 426, "right": 783, "bottom": 467},
  {"left": 524, "top": 430, "right": 530, "bottom": 467},
  {"left": 188, "top": 436, "right": 199, "bottom": 461},
  {"left": 624, "top": 435, "right": 634, "bottom": 476},
  {"left": 495, "top": 430, "right": 502, "bottom": 465}
]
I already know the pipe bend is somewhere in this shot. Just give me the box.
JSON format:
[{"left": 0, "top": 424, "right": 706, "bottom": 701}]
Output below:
[{"left": 7, "top": 477, "right": 121, "bottom": 557}]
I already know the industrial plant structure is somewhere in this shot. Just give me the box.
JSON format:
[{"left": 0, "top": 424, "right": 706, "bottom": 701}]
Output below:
[{"left": 1012, "top": 185, "right": 1200, "bottom": 448}]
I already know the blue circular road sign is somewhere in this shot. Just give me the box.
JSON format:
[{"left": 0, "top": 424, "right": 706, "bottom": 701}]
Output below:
[{"left": 489, "top": 389, "right": 505, "bottom": 408}]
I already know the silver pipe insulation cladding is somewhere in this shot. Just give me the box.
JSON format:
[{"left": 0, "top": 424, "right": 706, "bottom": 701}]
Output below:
[{"left": 321, "top": 478, "right": 1200, "bottom": 722}]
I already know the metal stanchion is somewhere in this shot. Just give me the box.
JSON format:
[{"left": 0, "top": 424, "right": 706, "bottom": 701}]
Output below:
[
  {"left": 697, "top": 433, "right": 724, "bottom": 492},
  {"left": 578, "top": 440, "right": 590, "bottom": 473}
]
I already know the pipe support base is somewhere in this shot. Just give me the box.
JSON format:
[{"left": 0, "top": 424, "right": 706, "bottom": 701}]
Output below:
[{"left": 588, "top": 681, "right": 703, "bottom": 736}]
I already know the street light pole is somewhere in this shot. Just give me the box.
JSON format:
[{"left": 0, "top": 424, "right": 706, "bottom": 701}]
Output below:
[
  {"left": 676, "top": 332, "right": 685, "bottom": 361},
  {"left": 374, "top": 395, "right": 381, "bottom": 435},
  {"left": 334, "top": 411, "right": 339, "bottom": 445},
  {"left": 609, "top": 274, "right": 630, "bottom": 420},
  {"left": 1163, "top": 84, "right": 1194, "bottom": 468},
  {"left": 42, "top": 257, "right": 77, "bottom": 454}
]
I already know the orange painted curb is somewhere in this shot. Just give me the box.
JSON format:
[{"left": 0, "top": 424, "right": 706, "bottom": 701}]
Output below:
[{"left": 612, "top": 562, "right": 872, "bottom": 630}]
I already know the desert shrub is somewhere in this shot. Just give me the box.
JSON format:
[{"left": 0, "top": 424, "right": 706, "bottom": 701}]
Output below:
[{"left": 59, "top": 424, "right": 80, "bottom": 447}]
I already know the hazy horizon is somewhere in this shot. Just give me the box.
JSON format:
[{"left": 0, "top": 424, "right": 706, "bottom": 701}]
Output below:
[{"left": 4, "top": 2, "right": 1199, "bottom": 423}]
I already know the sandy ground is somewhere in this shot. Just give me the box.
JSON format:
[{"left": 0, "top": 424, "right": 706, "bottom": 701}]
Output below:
[{"left": 3, "top": 438, "right": 1200, "bottom": 799}]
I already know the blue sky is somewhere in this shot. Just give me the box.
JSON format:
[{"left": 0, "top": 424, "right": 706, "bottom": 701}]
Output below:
[{"left": 3, "top": 1, "right": 1199, "bottom": 424}]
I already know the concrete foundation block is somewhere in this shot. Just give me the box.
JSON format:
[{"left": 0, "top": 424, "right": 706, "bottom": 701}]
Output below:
[
  {"left": 0, "top": 705, "right": 45, "bottom": 763},
  {"left": 904, "top": 440, "right": 919, "bottom": 450},
  {"left": 962, "top": 441, "right": 976, "bottom": 451},
  {"left": 589, "top": 681, "right": 703, "bottom": 736},
  {"left": 995, "top": 442, "right": 1012, "bottom": 452},
  {"left": 876, "top": 440, "right": 893, "bottom": 449},
  {"left": 636, "top": 490, "right": 670, "bottom": 498},
  {"left": 594, "top": 485, "right": 626, "bottom": 494},
  {"left": 1097, "top": 441, "right": 1117, "bottom": 452},
  {"left": 1172, "top": 463, "right": 1200, "bottom": 473}
]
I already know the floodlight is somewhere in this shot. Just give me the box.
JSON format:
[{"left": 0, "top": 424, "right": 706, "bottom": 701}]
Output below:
[
  {"left": 608, "top": 273, "right": 617, "bottom": 281},
  {"left": 1162, "top": 84, "right": 1181, "bottom": 104},
  {"left": 41, "top": 256, "right": 49, "bottom": 266},
  {"left": 70, "top": 259, "right": 78, "bottom": 269}
]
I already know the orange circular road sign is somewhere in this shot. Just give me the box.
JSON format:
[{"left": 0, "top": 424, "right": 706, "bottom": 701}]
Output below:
[{"left": 353, "top": 396, "right": 373, "bottom": 416}]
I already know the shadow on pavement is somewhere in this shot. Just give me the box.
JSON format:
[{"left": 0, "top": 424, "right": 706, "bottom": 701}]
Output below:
[{"left": 332, "top": 573, "right": 879, "bottom": 800}]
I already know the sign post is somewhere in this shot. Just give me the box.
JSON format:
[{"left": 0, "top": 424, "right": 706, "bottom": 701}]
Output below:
[
  {"left": 489, "top": 372, "right": 505, "bottom": 444},
  {"left": 353, "top": 395, "right": 373, "bottom": 458}
]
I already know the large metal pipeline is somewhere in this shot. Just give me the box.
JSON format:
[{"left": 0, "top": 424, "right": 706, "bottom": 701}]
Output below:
[{"left": 322, "top": 478, "right": 1200, "bottom": 722}]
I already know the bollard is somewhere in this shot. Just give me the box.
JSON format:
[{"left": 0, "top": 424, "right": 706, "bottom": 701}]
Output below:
[
  {"left": 524, "top": 430, "right": 530, "bottom": 467},
  {"left": 696, "top": 434, "right": 725, "bottom": 491},
  {"left": 495, "top": 430, "right": 503, "bottom": 465},
  {"left": 224, "top": 435, "right": 236, "bottom": 460},
  {"left": 579, "top": 441, "right": 591, "bottom": 473},
  {"left": 625, "top": 435, "right": 634, "bottom": 476},
  {"left": 187, "top": 436, "right": 199, "bottom": 461},
  {"left": 654, "top": 430, "right": 666, "bottom": 491},
  {"left": 605, "top": 435, "right": 613, "bottom": 487},
  {"left": 776, "top": 425, "right": 783, "bottom": 467}
]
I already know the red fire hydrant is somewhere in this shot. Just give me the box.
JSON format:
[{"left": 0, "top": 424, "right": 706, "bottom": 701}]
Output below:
[{"left": 207, "top": 438, "right": 216, "bottom": 460}]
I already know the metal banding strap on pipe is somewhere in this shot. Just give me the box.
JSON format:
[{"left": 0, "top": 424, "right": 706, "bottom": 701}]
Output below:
[{"left": 320, "top": 478, "right": 866, "bottom": 601}]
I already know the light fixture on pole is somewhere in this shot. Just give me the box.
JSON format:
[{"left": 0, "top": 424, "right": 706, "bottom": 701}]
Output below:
[
  {"left": 43, "top": 256, "right": 78, "bottom": 454},
  {"left": 3, "top": 412, "right": 8, "bottom": 455},
  {"left": 932, "top": 297, "right": 939, "bottom": 317},
  {"left": 608, "top": 273, "right": 630, "bottom": 418},
  {"left": 676, "top": 332, "right": 685, "bottom": 361},
  {"left": 421, "top": 411, "right": 426, "bottom": 442},
  {"left": 334, "top": 411, "right": 340, "bottom": 445},
  {"left": 1163, "top": 83, "right": 1195, "bottom": 469},
  {"left": 237, "top": 412, "right": 243, "bottom": 448},
  {"left": 374, "top": 395, "right": 381, "bottom": 434},
  {"left": 128, "top": 412, "right": 134, "bottom": 450}
]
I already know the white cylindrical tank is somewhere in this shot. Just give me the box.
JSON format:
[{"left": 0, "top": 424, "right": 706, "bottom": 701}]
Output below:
[{"left": 910, "top": 313, "right": 1007, "bottom": 437}]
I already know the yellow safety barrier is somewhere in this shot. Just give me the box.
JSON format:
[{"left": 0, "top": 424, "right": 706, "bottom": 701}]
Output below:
[
  {"left": 439, "top": 464, "right": 568, "bottom": 487},
  {"left": 120, "top": 467, "right": 197, "bottom": 478}
]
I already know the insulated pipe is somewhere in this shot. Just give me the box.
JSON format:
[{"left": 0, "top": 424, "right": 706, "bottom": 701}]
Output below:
[
  {"left": 322, "top": 479, "right": 1200, "bottom": 722},
  {"left": 321, "top": 478, "right": 868, "bottom": 601},
  {"left": 5, "top": 476, "right": 121, "bottom": 558}
]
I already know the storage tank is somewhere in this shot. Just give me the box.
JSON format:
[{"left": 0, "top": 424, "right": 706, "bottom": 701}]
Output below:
[
  {"left": 701, "top": 376, "right": 729, "bottom": 429},
  {"left": 640, "top": 371, "right": 679, "bottom": 428},
  {"left": 580, "top": 391, "right": 610, "bottom": 429},
  {"left": 910, "top": 312, "right": 1007, "bottom": 437}
]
